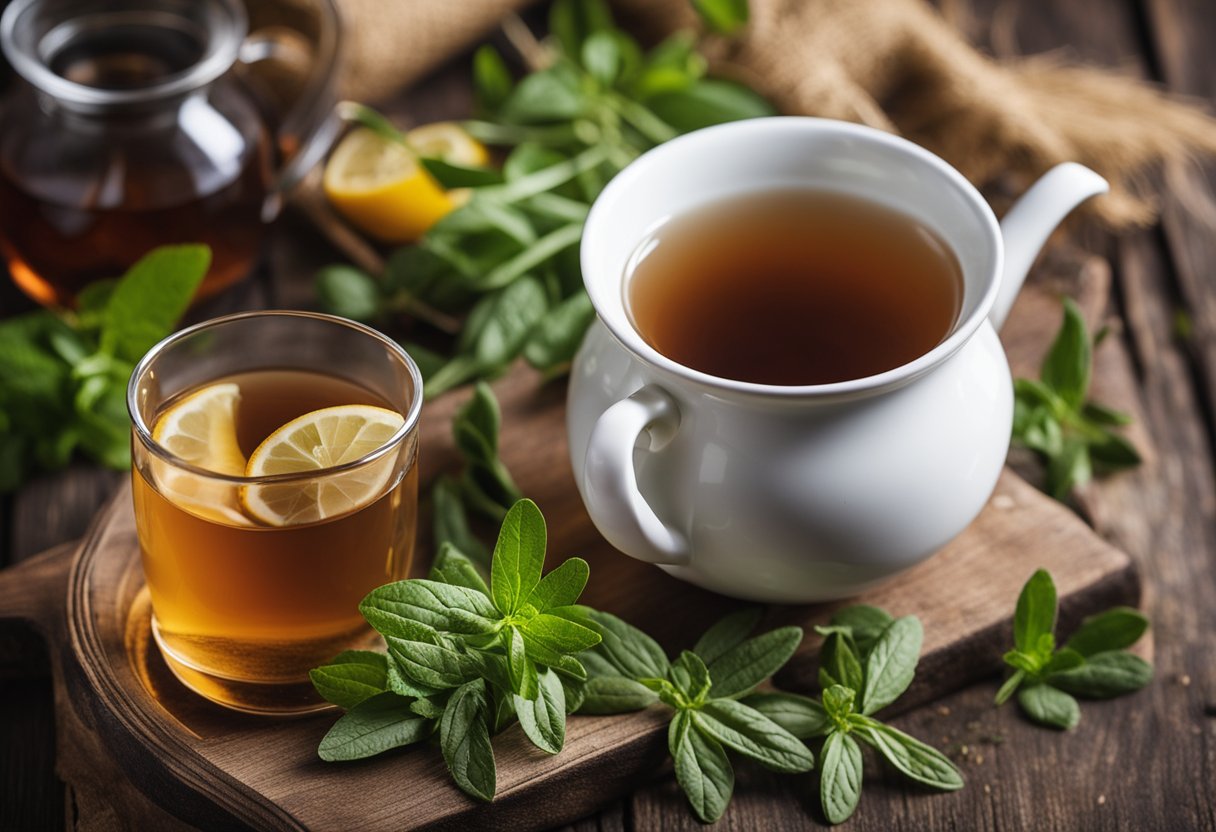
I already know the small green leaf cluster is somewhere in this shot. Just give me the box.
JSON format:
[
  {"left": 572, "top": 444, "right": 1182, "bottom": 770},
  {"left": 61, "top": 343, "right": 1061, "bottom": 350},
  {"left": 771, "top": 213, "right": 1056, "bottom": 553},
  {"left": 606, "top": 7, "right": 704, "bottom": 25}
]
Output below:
[
  {"left": 315, "top": 0, "right": 773, "bottom": 397},
  {"left": 995, "top": 569, "right": 1152, "bottom": 729},
  {"left": 1012, "top": 297, "right": 1141, "bottom": 500},
  {"left": 573, "top": 607, "right": 813, "bottom": 823},
  {"left": 311, "top": 498, "right": 600, "bottom": 801},
  {"left": 0, "top": 245, "right": 210, "bottom": 490}
]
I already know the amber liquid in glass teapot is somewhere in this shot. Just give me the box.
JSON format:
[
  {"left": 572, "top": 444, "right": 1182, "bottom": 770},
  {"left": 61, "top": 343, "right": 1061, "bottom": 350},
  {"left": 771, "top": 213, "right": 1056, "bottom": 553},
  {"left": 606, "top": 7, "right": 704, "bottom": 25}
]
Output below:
[{"left": 0, "top": 0, "right": 341, "bottom": 307}]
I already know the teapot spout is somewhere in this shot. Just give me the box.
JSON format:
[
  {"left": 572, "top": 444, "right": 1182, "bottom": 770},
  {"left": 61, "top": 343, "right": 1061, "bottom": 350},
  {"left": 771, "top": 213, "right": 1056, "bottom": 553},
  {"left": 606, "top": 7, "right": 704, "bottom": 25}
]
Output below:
[{"left": 990, "top": 163, "right": 1109, "bottom": 329}]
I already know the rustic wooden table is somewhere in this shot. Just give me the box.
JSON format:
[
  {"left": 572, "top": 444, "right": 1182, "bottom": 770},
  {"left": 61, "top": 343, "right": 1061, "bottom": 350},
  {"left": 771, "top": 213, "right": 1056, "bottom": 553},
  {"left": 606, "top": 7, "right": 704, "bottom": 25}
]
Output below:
[{"left": 2, "top": 1, "right": 1214, "bottom": 829}]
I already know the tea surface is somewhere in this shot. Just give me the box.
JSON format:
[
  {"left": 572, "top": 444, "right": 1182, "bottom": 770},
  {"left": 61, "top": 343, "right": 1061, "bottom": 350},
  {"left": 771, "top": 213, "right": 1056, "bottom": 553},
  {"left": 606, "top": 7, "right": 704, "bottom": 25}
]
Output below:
[{"left": 626, "top": 190, "right": 963, "bottom": 385}]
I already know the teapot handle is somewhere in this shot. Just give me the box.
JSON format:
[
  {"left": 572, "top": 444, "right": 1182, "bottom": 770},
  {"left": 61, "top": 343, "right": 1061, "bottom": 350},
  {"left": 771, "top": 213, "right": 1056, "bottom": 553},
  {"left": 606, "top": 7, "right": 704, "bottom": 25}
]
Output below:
[
  {"left": 238, "top": 0, "right": 344, "bottom": 221},
  {"left": 582, "top": 385, "right": 691, "bottom": 567}
]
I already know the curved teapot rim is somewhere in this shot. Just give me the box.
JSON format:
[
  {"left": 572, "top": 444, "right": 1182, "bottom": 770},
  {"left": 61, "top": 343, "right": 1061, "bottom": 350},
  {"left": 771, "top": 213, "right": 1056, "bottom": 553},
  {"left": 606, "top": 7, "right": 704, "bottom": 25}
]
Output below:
[{"left": 581, "top": 116, "right": 1005, "bottom": 400}]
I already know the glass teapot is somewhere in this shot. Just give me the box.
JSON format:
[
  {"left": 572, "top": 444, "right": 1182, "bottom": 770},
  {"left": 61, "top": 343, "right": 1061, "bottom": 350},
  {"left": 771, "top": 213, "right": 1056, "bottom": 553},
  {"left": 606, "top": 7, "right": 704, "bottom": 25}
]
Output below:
[{"left": 0, "top": 0, "right": 340, "bottom": 307}]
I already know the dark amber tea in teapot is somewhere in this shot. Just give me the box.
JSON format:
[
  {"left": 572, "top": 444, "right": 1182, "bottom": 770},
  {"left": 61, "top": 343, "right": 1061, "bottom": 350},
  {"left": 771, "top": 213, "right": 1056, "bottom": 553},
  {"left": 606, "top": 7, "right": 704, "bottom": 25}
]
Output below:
[{"left": 626, "top": 190, "right": 964, "bottom": 386}]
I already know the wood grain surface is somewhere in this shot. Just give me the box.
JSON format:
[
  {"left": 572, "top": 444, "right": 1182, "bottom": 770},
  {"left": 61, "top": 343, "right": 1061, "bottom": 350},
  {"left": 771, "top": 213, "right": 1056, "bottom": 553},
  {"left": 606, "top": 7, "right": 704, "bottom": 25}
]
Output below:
[{"left": 2, "top": 0, "right": 1214, "bottom": 829}]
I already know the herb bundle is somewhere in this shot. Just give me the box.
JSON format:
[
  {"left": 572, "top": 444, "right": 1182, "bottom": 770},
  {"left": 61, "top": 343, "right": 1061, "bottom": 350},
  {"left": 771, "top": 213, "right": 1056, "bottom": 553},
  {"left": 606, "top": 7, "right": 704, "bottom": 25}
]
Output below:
[
  {"left": 0, "top": 246, "right": 210, "bottom": 491},
  {"left": 314, "top": 0, "right": 773, "bottom": 397},
  {"left": 1012, "top": 297, "right": 1141, "bottom": 500},
  {"left": 995, "top": 569, "right": 1153, "bottom": 729}
]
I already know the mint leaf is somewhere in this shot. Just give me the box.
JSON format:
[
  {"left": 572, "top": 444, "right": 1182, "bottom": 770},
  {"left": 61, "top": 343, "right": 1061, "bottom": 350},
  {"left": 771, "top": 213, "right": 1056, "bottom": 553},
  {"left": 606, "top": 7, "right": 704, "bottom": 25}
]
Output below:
[
  {"left": 706, "top": 625, "right": 802, "bottom": 699},
  {"left": 691, "top": 0, "right": 749, "bottom": 34},
  {"left": 513, "top": 667, "right": 567, "bottom": 754},
  {"left": 429, "top": 543, "right": 491, "bottom": 595},
  {"left": 362, "top": 579, "right": 501, "bottom": 636},
  {"left": 505, "top": 626, "right": 538, "bottom": 699},
  {"left": 852, "top": 719, "right": 963, "bottom": 790},
  {"left": 994, "top": 669, "right": 1025, "bottom": 705},
  {"left": 1064, "top": 607, "right": 1149, "bottom": 657},
  {"left": 1014, "top": 569, "right": 1057, "bottom": 654},
  {"left": 577, "top": 676, "right": 658, "bottom": 714},
  {"left": 820, "top": 730, "right": 864, "bottom": 824},
  {"left": 318, "top": 692, "right": 430, "bottom": 761},
  {"left": 310, "top": 651, "right": 389, "bottom": 709},
  {"left": 387, "top": 657, "right": 441, "bottom": 699},
  {"left": 455, "top": 381, "right": 501, "bottom": 458},
  {"left": 829, "top": 605, "right": 894, "bottom": 657},
  {"left": 669, "top": 650, "right": 712, "bottom": 704},
  {"left": 861, "top": 616, "right": 922, "bottom": 715},
  {"left": 440, "top": 678, "right": 496, "bottom": 801},
  {"left": 315, "top": 265, "right": 381, "bottom": 322},
  {"left": 525, "top": 557, "right": 589, "bottom": 611},
  {"left": 1040, "top": 297, "right": 1090, "bottom": 410},
  {"left": 694, "top": 699, "right": 816, "bottom": 773},
  {"left": 101, "top": 245, "right": 211, "bottom": 362},
  {"left": 1048, "top": 651, "right": 1153, "bottom": 698},
  {"left": 819, "top": 631, "right": 864, "bottom": 694},
  {"left": 671, "top": 710, "right": 734, "bottom": 824},
  {"left": 1040, "top": 647, "right": 1085, "bottom": 676},
  {"left": 517, "top": 631, "right": 589, "bottom": 680},
  {"left": 521, "top": 612, "right": 601, "bottom": 654},
  {"left": 822, "top": 685, "right": 855, "bottom": 721},
  {"left": 386, "top": 635, "right": 480, "bottom": 690},
  {"left": 1017, "top": 683, "right": 1080, "bottom": 729},
  {"left": 583, "top": 610, "right": 670, "bottom": 679},
  {"left": 490, "top": 499, "right": 547, "bottom": 614},
  {"left": 693, "top": 608, "right": 761, "bottom": 666},
  {"left": 739, "top": 692, "right": 829, "bottom": 739},
  {"left": 473, "top": 44, "right": 513, "bottom": 110},
  {"left": 433, "top": 476, "right": 491, "bottom": 567}
]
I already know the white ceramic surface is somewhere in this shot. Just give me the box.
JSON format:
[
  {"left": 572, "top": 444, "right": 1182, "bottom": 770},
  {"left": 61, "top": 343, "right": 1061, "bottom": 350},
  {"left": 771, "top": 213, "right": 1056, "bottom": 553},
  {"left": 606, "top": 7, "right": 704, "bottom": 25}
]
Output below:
[{"left": 568, "top": 117, "right": 1108, "bottom": 602}]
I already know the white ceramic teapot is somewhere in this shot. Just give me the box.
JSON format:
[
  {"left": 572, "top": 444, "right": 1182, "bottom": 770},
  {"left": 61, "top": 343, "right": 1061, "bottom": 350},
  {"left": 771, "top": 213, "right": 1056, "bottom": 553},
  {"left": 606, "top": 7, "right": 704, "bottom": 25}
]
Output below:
[{"left": 567, "top": 117, "right": 1107, "bottom": 603}]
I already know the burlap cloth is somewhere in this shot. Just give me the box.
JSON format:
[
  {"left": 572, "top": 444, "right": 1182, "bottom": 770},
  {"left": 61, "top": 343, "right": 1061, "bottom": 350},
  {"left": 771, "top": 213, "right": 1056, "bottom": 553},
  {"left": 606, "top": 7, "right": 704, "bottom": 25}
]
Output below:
[{"left": 312, "top": 0, "right": 1216, "bottom": 228}]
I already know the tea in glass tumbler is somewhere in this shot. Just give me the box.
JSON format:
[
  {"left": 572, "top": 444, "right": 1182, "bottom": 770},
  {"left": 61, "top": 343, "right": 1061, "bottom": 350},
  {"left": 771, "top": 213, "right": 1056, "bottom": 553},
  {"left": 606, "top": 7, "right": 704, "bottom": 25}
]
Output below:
[{"left": 127, "top": 311, "right": 422, "bottom": 714}]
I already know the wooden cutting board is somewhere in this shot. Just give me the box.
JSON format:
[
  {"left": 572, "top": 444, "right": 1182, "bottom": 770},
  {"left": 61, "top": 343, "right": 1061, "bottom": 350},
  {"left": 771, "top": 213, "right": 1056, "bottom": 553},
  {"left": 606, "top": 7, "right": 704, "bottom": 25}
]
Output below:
[{"left": 0, "top": 283, "right": 1142, "bottom": 832}]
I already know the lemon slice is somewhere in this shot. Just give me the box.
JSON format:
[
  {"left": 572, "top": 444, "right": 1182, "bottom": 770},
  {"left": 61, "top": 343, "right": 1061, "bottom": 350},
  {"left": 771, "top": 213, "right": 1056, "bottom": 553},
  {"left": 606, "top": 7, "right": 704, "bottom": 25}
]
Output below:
[
  {"left": 407, "top": 122, "right": 490, "bottom": 167},
  {"left": 323, "top": 126, "right": 454, "bottom": 244},
  {"left": 150, "top": 383, "right": 253, "bottom": 526},
  {"left": 240, "top": 405, "right": 405, "bottom": 527}
]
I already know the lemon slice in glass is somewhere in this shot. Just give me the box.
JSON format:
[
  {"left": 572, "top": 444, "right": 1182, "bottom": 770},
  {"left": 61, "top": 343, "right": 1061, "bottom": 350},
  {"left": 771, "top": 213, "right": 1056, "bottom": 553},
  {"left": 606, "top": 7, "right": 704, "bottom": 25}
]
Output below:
[
  {"left": 150, "top": 382, "right": 252, "bottom": 525},
  {"left": 323, "top": 126, "right": 454, "bottom": 244},
  {"left": 240, "top": 405, "right": 405, "bottom": 527}
]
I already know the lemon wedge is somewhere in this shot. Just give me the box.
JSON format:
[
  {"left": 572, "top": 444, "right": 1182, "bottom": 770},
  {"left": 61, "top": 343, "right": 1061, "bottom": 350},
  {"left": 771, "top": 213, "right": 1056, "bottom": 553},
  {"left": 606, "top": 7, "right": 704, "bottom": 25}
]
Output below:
[
  {"left": 407, "top": 122, "right": 490, "bottom": 167},
  {"left": 150, "top": 383, "right": 253, "bottom": 525},
  {"left": 240, "top": 405, "right": 405, "bottom": 527},
  {"left": 323, "top": 126, "right": 454, "bottom": 244}
]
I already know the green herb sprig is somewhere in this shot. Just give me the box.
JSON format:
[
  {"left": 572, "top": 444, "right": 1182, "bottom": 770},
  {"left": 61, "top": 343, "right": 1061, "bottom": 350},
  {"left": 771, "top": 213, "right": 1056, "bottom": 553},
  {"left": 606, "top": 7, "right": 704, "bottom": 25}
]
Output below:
[
  {"left": 1012, "top": 297, "right": 1141, "bottom": 500},
  {"left": 0, "top": 245, "right": 210, "bottom": 490},
  {"left": 315, "top": 0, "right": 773, "bottom": 397},
  {"left": 995, "top": 569, "right": 1153, "bottom": 729}
]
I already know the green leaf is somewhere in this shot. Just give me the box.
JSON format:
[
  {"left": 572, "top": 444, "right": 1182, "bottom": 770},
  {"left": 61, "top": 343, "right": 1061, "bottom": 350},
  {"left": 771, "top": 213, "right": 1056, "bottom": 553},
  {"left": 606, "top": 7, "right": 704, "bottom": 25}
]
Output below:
[
  {"left": 459, "top": 276, "right": 550, "bottom": 370},
  {"left": 518, "top": 631, "right": 590, "bottom": 679},
  {"left": 584, "top": 610, "right": 671, "bottom": 679},
  {"left": 1081, "top": 401, "right": 1133, "bottom": 426},
  {"left": 706, "top": 626, "right": 803, "bottom": 699},
  {"left": 317, "top": 692, "right": 430, "bottom": 761},
  {"left": 362, "top": 579, "right": 501, "bottom": 636},
  {"left": 829, "top": 605, "right": 895, "bottom": 657},
  {"left": 852, "top": 719, "right": 963, "bottom": 790},
  {"left": 819, "top": 631, "right": 864, "bottom": 694},
  {"left": 473, "top": 44, "right": 513, "bottom": 111},
  {"left": 694, "top": 699, "right": 816, "bottom": 773},
  {"left": 386, "top": 657, "right": 442, "bottom": 699},
  {"left": 429, "top": 544, "right": 490, "bottom": 595},
  {"left": 633, "top": 32, "right": 706, "bottom": 98},
  {"left": 309, "top": 650, "right": 389, "bottom": 709},
  {"left": 691, "top": 0, "right": 749, "bottom": 34},
  {"left": 822, "top": 685, "right": 855, "bottom": 720},
  {"left": 476, "top": 223, "right": 583, "bottom": 292},
  {"left": 582, "top": 31, "right": 622, "bottom": 86},
  {"left": 433, "top": 476, "right": 491, "bottom": 567},
  {"left": 643, "top": 80, "right": 774, "bottom": 134},
  {"left": 490, "top": 499, "right": 548, "bottom": 615},
  {"left": 421, "top": 158, "right": 504, "bottom": 189},
  {"left": 1014, "top": 569, "right": 1057, "bottom": 654},
  {"left": 1040, "top": 297, "right": 1090, "bottom": 410},
  {"left": 1041, "top": 647, "right": 1085, "bottom": 676},
  {"left": 671, "top": 710, "right": 734, "bottom": 824},
  {"left": 550, "top": 0, "right": 615, "bottom": 64},
  {"left": 994, "top": 669, "right": 1025, "bottom": 705},
  {"left": 526, "top": 557, "right": 590, "bottom": 611},
  {"left": 523, "top": 290, "right": 595, "bottom": 377},
  {"left": 501, "top": 68, "right": 587, "bottom": 123},
  {"left": 642, "top": 676, "right": 688, "bottom": 710},
  {"left": 740, "top": 692, "right": 829, "bottom": 739},
  {"left": 1017, "top": 683, "right": 1080, "bottom": 729},
  {"left": 409, "top": 696, "right": 446, "bottom": 720},
  {"left": 820, "top": 730, "right": 864, "bottom": 825},
  {"left": 101, "top": 245, "right": 211, "bottom": 362},
  {"left": 577, "top": 676, "right": 659, "bottom": 714},
  {"left": 385, "top": 635, "right": 480, "bottom": 690},
  {"left": 670, "top": 650, "right": 712, "bottom": 704},
  {"left": 1087, "top": 429, "right": 1142, "bottom": 471},
  {"left": 505, "top": 626, "right": 539, "bottom": 699},
  {"left": 1065, "top": 607, "right": 1149, "bottom": 657},
  {"left": 521, "top": 612, "right": 602, "bottom": 654},
  {"left": 513, "top": 667, "right": 567, "bottom": 754},
  {"left": 693, "top": 608, "right": 762, "bottom": 666},
  {"left": 1048, "top": 651, "right": 1153, "bottom": 698},
  {"left": 440, "top": 679, "right": 496, "bottom": 801},
  {"left": 861, "top": 616, "right": 923, "bottom": 715},
  {"left": 562, "top": 676, "right": 587, "bottom": 714},
  {"left": 315, "top": 265, "right": 381, "bottom": 322},
  {"left": 1048, "top": 439, "right": 1092, "bottom": 500}
]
